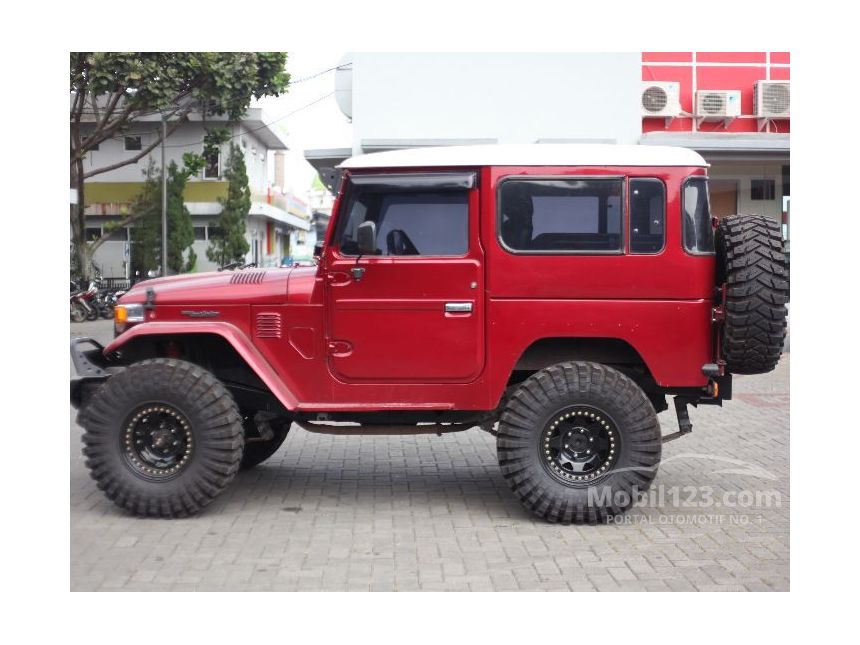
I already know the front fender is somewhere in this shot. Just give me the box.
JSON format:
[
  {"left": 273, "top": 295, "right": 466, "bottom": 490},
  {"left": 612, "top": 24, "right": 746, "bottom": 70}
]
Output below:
[{"left": 104, "top": 321, "right": 300, "bottom": 410}]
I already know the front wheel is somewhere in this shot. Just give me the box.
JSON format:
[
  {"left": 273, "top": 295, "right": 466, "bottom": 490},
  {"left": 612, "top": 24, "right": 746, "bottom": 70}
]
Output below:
[
  {"left": 78, "top": 359, "right": 245, "bottom": 518},
  {"left": 497, "top": 361, "right": 661, "bottom": 524}
]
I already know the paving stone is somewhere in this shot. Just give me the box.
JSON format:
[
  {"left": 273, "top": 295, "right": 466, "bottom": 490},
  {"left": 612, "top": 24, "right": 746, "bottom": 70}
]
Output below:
[{"left": 71, "top": 320, "right": 790, "bottom": 591}]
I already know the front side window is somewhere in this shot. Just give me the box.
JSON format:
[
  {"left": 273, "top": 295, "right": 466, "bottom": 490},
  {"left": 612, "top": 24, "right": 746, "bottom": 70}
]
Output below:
[
  {"left": 498, "top": 178, "right": 623, "bottom": 253},
  {"left": 682, "top": 177, "right": 715, "bottom": 254},
  {"left": 338, "top": 186, "right": 469, "bottom": 257},
  {"left": 629, "top": 178, "right": 665, "bottom": 254}
]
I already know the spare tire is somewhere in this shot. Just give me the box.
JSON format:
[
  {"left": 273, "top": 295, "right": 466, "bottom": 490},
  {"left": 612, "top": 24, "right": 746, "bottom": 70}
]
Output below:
[{"left": 715, "top": 214, "right": 789, "bottom": 374}]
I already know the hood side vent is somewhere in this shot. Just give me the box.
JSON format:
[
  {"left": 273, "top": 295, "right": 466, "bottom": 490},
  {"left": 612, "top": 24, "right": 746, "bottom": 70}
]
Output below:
[
  {"left": 256, "top": 312, "right": 282, "bottom": 339},
  {"left": 230, "top": 271, "right": 267, "bottom": 285}
]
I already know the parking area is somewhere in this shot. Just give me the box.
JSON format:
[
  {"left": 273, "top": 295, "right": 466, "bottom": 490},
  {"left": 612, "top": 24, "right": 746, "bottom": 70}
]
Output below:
[{"left": 71, "top": 319, "right": 789, "bottom": 591}]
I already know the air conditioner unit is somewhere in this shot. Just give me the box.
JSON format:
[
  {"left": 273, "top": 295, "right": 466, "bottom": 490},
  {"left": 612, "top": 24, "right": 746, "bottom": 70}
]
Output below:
[
  {"left": 641, "top": 82, "right": 681, "bottom": 118},
  {"left": 754, "top": 81, "right": 790, "bottom": 118},
  {"left": 696, "top": 90, "right": 742, "bottom": 119}
]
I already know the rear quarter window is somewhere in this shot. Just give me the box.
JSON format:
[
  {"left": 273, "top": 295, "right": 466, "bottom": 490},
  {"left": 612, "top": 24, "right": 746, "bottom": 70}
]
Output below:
[{"left": 682, "top": 177, "right": 715, "bottom": 255}]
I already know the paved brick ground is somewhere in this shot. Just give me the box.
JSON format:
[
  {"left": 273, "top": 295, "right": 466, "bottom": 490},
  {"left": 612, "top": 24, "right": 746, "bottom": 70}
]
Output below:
[{"left": 71, "top": 320, "right": 789, "bottom": 591}]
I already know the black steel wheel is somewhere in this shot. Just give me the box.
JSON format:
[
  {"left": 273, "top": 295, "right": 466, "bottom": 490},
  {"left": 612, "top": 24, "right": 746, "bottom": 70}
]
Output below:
[
  {"left": 540, "top": 405, "right": 619, "bottom": 485},
  {"left": 79, "top": 359, "right": 244, "bottom": 518},
  {"left": 497, "top": 361, "right": 661, "bottom": 524},
  {"left": 122, "top": 405, "right": 194, "bottom": 479}
]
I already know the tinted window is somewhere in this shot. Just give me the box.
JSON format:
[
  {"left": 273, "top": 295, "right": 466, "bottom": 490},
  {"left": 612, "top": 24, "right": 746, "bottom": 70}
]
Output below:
[
  {"left": 499, "top": 179, "right": 623, "bottom": 252},
  {"left": 682, "top": 178, "right": 715, "bottom": 254},
  {"left": 339, "top": 190, "right": 468, "bottom": 256},
  {"left": 629, "top": 178, "right": 665, "bottom": 254}
]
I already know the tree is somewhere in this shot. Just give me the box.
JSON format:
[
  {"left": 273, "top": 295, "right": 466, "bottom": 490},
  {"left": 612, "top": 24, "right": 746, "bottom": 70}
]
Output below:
[
  {"left": 207, "top": 144, "right": 251, "bottom": 267},
  {"left": 129, "top": 154, "right": 205, "bottom": 276},
  {"left": 70, "top": 52, "right": 290, "bottom": 279}
]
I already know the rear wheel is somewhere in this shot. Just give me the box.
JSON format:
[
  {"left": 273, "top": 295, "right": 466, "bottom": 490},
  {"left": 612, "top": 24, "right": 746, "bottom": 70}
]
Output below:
[
  {"left": 78, "top": 359, "right": 244, "bottom": 518},
  {"left": 497, "top": 361, "right": 661, "bottom": 524}
]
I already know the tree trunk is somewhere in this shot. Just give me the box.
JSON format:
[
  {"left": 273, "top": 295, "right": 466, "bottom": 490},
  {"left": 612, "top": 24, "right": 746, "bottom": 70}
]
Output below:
[{"left": 70, "top": 155, "right": 91, "bottom": 283}]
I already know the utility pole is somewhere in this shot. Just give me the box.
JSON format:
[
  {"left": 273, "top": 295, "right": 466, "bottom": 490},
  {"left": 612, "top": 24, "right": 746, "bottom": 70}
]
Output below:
[{"left": 161, "top": 112, "right": 168, "bottom": 276}]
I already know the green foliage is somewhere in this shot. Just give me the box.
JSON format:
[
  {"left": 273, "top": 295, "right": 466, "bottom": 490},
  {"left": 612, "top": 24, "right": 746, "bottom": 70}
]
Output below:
[
  {"left": 207, "top": 144, "right": 251, "bottom": 267},
  {"left": 70, "top": 53, "right": 290, "bottom": 130},
  {"left": 129, "top": 158, "right": 202, "bottom": 276},
  {"left": 129, "top": 162, "right": 161, "bottom": 276},
  {"left": 70, "top": 52, "right": 290, "bottom": 280}
]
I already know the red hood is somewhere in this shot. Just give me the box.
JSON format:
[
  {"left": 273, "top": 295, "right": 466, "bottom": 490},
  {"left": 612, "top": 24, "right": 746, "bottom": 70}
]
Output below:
[{"left": 120, "top": 268, "right": 298, "bottom": 306}]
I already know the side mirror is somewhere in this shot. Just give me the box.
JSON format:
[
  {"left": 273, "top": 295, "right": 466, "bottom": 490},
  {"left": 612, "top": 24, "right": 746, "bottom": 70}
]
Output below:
[
  {"left": 313, "top": 241, "right": 324, "bottom": 258},
  {"left": 357, "top": 221, "right": 378, "bottom": 255}
]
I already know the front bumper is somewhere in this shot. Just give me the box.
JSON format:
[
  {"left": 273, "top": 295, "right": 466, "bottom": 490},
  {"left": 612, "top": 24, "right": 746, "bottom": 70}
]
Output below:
[{"left": 70, "top": 337, "right": 112, "bottom": 409}]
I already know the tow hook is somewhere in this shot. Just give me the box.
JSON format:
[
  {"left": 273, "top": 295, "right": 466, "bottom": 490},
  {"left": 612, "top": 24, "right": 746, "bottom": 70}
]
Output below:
[{"left": 662, "top": 397, "right": 694, "bottom": 443}]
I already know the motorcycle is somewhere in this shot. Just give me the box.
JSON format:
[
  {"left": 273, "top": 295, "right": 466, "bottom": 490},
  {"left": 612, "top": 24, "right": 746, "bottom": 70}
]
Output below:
[{"left": 70, "top": 290, "right": 88, "bottom": 322}]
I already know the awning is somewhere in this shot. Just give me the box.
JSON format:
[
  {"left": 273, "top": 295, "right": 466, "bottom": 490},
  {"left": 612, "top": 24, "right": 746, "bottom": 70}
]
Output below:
[
  {"left": 249, "top": 201, "right": 310, "bottom": 231},
  {"left": 640, "top": 132, "right": 789, "bottom": 162}
]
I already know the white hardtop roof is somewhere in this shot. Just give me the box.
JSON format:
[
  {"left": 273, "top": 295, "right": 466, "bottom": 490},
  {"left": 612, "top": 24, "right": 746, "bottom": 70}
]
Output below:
[{"left": 340, "top": 144, "right": 708, "bottom": 170}]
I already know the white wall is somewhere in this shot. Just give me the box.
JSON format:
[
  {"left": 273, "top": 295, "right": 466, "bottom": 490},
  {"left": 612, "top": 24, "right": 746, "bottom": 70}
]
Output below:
[
  {"left": 350, "top": 53, "right": 642, "bottom": 151},
  {"left": 709, "top": 162, "right": 787, "bottom": 220},
  {"left": 82, "top": 122, "right": 271, "bottom": 189}
]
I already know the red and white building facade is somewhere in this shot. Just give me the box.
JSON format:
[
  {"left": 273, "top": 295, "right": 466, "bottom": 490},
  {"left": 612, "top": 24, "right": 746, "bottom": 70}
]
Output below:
[
  {"left": 640, "top": 52, "right": 789, "bottom": 246},
  {"left": 306, "top": 52, "right": 790, "bottom": 248}
]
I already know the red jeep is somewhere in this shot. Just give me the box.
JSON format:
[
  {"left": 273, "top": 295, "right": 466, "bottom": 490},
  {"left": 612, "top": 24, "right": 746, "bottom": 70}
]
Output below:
[{"left": 70, "top": 144, "right": 788, "bottom": 524}]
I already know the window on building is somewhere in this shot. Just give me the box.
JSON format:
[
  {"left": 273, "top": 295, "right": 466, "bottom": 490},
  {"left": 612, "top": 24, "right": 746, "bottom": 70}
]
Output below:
[
  {"left": 498, "top": 178, "right": 623, "bottom": 253},
  {"left": 629, "top": 178, "right": 665, "bottom": 254},
  {"left": 124, "top": 136, "right": 142, "bottom": 151},
  {"left": 782, "top": 165, "right": 790, "bottom": 197},
  {"left": 105, "top": 225, "right": 128, "bottom": 241},
  {"left": 204, "top": 150, "right": 220, "bottom": 179},
  {"left": 193, "top": 227, "right": 206, "bottom": 241},
  {"left": 682, "top": 178, "right": 715, "bottom": 255},
  {"left": 751, "top": 178, "right": 776, "bottom": 201},
  {"left": 207, "top": 226, "right": 224, "bottom": 241},
  {"left": 85, "top": 227, "right": 102, "bottom": 242},
  {"left": 339, "top": 189, "right": 469, "bottom": 257}
]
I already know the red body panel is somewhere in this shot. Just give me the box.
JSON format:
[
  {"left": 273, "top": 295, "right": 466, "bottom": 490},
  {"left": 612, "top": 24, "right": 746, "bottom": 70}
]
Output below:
[{"left": 109, "top": 163, "right": 717, "bottom": 413}]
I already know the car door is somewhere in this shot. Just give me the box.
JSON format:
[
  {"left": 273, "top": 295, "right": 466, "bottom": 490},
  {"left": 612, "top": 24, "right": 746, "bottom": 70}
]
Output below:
[{"left": 324, "top": 171, "right": 484, "bottom": 382}]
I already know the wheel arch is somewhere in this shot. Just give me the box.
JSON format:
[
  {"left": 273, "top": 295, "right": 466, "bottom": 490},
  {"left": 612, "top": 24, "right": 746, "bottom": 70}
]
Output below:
[
  {"left": 104, "top": 322, "right": 300, "bottom": 410},
  {"left": 506, "top": 336, "right": 665, "bottom": 410}
]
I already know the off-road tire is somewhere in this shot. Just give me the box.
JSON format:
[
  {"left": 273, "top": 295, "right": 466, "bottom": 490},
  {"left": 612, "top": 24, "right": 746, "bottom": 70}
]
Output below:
[
  {"left": 240, "top": 424, "right": 290, "bottom": 470},
  {"left": 497, "top": 361, "right": 661, "bottom": 524},
  {"left": 78, "top": 359, "right": 244, "bottom": 518},
  {"left": 716, "top": 214, "right": 789, "bottom": 374}
]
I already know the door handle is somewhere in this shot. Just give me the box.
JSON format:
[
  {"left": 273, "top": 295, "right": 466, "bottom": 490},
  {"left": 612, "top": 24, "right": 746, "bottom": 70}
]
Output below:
[{"left": 445, "top": 302, "right": 473, "bottom": 313}]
